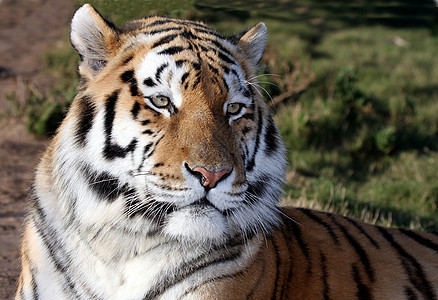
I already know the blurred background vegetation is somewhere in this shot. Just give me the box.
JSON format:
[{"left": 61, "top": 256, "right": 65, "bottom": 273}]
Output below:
[{"left": 7, "top": 0, "right": 438, "bottom": 230}]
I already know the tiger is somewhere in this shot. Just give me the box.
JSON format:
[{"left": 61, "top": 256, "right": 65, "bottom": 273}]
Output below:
[{"left": 16, "top": 3, "right": 438, "bottom": 300}]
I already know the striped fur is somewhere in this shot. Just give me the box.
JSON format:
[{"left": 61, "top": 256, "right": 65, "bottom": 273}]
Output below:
[{"left": 17, "top": 4, "right": 438, "bottom": 299}]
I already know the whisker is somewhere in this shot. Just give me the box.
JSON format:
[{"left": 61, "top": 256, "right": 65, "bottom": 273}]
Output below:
[
  {"left": 88, "top": 178, "right": 119, "bottom": 186},
  {"left": 248, "top": 73, "right": 282, "bottom": 81},
  {"left": 246, "top": 81, "right": 274, "bottom": 105},
  {"left": 254, "top": 81, "right": 280, "bottom": 88},
  {"left": 275, "top": 206, "right": 303, "bottom": 226},
  {"left": 131, "top": 171, "right": 152, "bottom": 177}
]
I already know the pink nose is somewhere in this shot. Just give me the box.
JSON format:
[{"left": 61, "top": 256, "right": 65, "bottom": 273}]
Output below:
[{"left": 192, "top": 167, "right": 231, "bottom": 188}]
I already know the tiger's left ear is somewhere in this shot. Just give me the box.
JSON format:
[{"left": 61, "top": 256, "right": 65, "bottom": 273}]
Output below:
[
  {"left": 236, "top": 22, "right": 267, "bottom": 66},
  {"left": 70, "top": 4, "right": 120, "bottom": 79}
]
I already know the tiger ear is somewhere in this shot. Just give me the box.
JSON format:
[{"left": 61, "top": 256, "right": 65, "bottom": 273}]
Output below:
[
  {"left": 70, "top": 4, "right": 119, "bottom": 78},
  {"left": 236, "top": 22, "right": 267, "bottom": 66}
]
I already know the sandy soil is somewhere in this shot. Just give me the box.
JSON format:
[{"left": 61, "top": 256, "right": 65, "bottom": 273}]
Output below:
[{"left": 0, "top": 0, "right": 77, "bottom": 298}]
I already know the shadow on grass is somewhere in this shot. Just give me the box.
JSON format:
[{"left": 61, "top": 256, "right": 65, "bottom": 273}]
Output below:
[{"left": 346, "top": 197, "right": 438, "bottom": 232}]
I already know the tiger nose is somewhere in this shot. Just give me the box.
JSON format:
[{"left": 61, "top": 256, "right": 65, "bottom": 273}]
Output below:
[{"left": 192, "top": 167, "right": 231, "bottom": 189}]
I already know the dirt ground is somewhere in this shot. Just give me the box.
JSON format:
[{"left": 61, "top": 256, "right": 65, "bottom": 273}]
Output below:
[{"left": 0, "top": 0, "right": 77, "bottom": 298}]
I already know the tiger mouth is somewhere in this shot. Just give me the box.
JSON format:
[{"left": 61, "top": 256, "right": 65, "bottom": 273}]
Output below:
[
  {"left": 192, "top": 197, "right": 216, "bottom": 208},
  {"left": 185, "top": 197, "right": 231, "bottom": 216}
]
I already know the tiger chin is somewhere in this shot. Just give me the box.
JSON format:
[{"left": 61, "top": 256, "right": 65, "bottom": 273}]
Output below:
[{"left": 16, "top": 4, "right": 438, "bottom": 300}]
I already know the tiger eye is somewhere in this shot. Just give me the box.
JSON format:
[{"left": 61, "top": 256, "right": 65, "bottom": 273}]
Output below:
[
  {"left": 227, "top": 103, "right": 242, "bottom": 115},
  {"left": 151, "top": 95, "right": 170, "bottom": 108}
]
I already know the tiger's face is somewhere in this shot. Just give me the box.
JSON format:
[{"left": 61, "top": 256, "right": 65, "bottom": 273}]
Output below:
[{"left": 62, "top": 5, "right": 286, "bottom": 245}]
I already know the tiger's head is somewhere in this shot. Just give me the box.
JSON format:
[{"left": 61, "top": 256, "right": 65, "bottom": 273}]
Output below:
[{"left": 55, "top": 4, "right": 286, "bottom": 246}]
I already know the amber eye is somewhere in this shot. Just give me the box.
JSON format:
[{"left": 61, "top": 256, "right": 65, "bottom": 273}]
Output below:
[
  {"left": 150, "top": 95, "right": 170, "bottom": 108},
  {"left": 227, "top": 103, "right": 243, "bottom": 116}
]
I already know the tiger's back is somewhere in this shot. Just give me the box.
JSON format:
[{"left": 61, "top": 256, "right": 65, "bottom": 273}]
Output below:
[
  {"left": 16, "top": 4, "right": 438, "bottom": 299},
  {"left": 270, "top": 208, "right": 438, "bottom": 299}
]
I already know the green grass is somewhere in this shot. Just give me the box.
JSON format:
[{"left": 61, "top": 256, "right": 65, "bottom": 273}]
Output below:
[
  {"left": 16, "top": 0, "right": 438, "bottom": 230},
  {"left": 273, "top": 19, "right": 438, "bottom": 230}
]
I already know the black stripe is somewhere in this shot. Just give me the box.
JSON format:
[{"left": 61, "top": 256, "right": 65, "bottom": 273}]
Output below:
[
  {"left": 271, "top": 237, "right": 282, "bottom": 300},
  {"left": 75, "top": 95, "right": 96, "bottom": 147},
  {"left": 82, "top": 166, "right": 136, "bottom": 203},
  {"left": 192, "top": 76, "right": 201, "bottom": 89},
  {"left": 120, "top": 70, "right": 140, "bottom": 97},
  {"left": 247, "top": 252, "right": 266, "bottom": 299},
  {"left": 175, "top": 59, "right": 188, "bottom": 68},
  {"left": 187, "top": 42, "right": 195, "bottom": 52},
  {"left": 144, "top": 77, "right": 156, "bottom": 87},
  {"left": 32, "top": 202, "right": 89, "bottom": 298},
  {"left": 142, "top": 242, "right": 242, "bottom": 299},
  {"left": 231, "top": 68, "right": 239, "bottom": 78},
  {"left": 331, "top": 216, "right": 375, "bottom": 282},
  {"left": 122, "top": 55, "right": 134, "bottom": 65},
  {"left": 223, "top": 77, "right": 229, "bottom": 92},
  {"left": 208, "top": 63, "right": 219, "bottom": 75},
  {"left": 179, "top": 241, "right": 260, "bottom": 299},
  {"left": 121, "top": 70, "right": 134, "bottom": 83},
  {"left": 181, "top": 72, "right": 189, "bottom": 85},
  {"left": 131, "top": 102, "right": 140, "bottom": 119},
  {"left": 103, "top": 90, "right": 138, "bottom": 160},
  {"left": 218, "top": 51, "right": 235, "bottom": 65},
  {"left": 320, "top": 252, "right": 330, "bottom": 300},
  {"left": 30, "top": 266, "right": 39, "bottom": 300},
  {"left": 21, "top": 246, "right": 39, "bottom": 300},
  {"left": 143, "top": 142, "right": 153, "bottom": 157},
  {"left": 180, "top": 20, "right": 213, "bottom": 31},
  {"left": 247, "top": 108, "right": 263, "bottom": 172},
  {"left": 399, "top": 228, "right": 438, "bottom": 254},
  {"left": 405, "top": 287, "right": 418, "bottom": 300},
  {"left": 243, "top": 88, "right": 252, "bottom": 98},
  {"left": 152, "top": 34, "right": 178, "bottom": 49},
  {"left": 104, "top": 138, "right": 138, "bottom": 160},
  {"left": 242, "top": 113, "right": 255, "bottom": 120},
  {"left": 32, "top": 204, "right": 68, "bottom": 274},
  {"left": 264, "top": 114, "right": 279, "bottom": 156},
  {"left": 192, "top": 27, "right": 225, "bottom": 40},
  {"left": 136, "top": 141, "right": 155, "bottom": 172},
  {"left": 377, "top": 227, "right": 436, "bottom": 300},
  {"left": 155, "top": 63, "right": 169, "bottom": 83},
  {"left": 142, "top": 129, "right": 154, "bottom": 135},
  {"left": 192, "top": 62, "right": 201, "bottom": 70},
  {"left": 130, "top": 81, "right": 139, "bottom": 97},
  {"left": 147, "top": 19, "right": 173, "bottom": 27},
  {"left": 209, "top": 39, "right": 233, "bottom": 57},
  {"left": 298, "top": 208, "right": 340, "bottom": 245},
  {"left": 352, "top": 264, "right": 372, "bottom": 300},
  {"left": 345, "top": 218, "right": 380, "bottom": 249},
  {"left": 158, "top": 46, "right": 185, "bottom": 56},
  {"left": 245, "top": 177, "right": 268, "bottom": 204},
  {"left": 278, "top": 227, "right": 296, "bottom": 300},
  {"left": 181, "top": 29, "right": 198, "bottom": 40},
  {"left": 148, "top": 27, "right": 182, "bottom": 35},
  {"left": 284, "top": 216, "right": 310, "bottom": 263}
]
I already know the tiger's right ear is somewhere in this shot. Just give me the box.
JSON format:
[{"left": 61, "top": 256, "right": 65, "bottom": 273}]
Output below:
[{"left": 70, "top": 4, "right": 120, "bottom": 79}]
